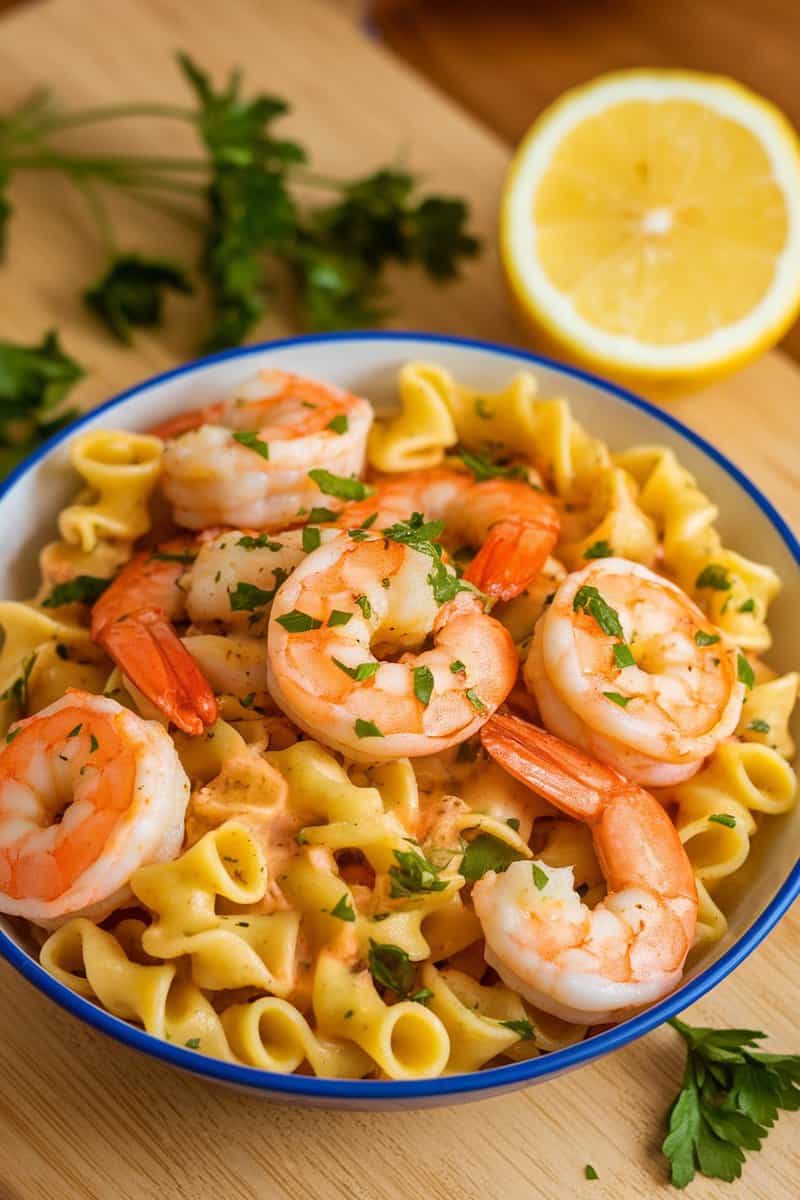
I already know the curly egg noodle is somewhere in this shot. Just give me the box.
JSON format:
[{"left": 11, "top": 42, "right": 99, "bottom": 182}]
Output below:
[{"left": 0, "top": 361, "right": 795, "bottom": 1080}]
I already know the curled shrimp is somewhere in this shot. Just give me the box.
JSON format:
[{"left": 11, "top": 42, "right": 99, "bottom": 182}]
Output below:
[
  {"left": 266, "top": 534, "right": 518, "bottom": 760},
  {"left": 91, "top": 538, "right": 218, "bottom": 736},
  {"left": 339, "top": 468, "right": 559, "bottom": 601},
  {"left": 0, "top": 691, "right": 189, "bottom": 926},
  {"left": 526, "top": 558, "right": 745, "bottom": 786},
  {"left": 474, "top": 715, "right": 698, "bottom": 1024},
  {"left": 155, "top": 369, "right": 373, "bottom": 531}
]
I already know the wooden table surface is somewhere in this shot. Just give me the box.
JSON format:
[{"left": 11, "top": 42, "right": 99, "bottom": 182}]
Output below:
[{"left": 0, "top": 2, "right": 798, "bottom": 1197}]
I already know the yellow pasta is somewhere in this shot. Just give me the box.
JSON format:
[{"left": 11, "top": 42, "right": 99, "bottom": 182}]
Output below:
[
  {"left": 366, "top": 362, "right": 458, "bottom": 472},
  {"left": 312, "top": 952, "right": 450, "bottom": 1080},
  {"left": 615, "top": 445, "right": 780, "bottom": 650},
  {"left": 11, "top": 358, "right": 799, "bottom": 1082},
  {"left": 221, "top": 997, "right": 372, "bottom": 1077},
  {"left": 58, "top": 429, "right": 163, "bottom": 551},
  {"left": 738, "top": 671, "right": 799, "bottom": 759}
]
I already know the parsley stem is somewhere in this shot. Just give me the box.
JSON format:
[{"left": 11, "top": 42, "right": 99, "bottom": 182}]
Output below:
[
  {"left": 71, "top": 176, "right": 116, "bottom": 255},
  {"left": 31, "top": 102, "right": 197, "bottom": 133},
  {"left": 5, "top": 151, "right": 208, "bottom": 174}
]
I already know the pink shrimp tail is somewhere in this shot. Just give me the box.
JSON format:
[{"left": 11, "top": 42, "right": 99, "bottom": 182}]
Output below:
[
  {"left": 481, "top": 713, "right": 616, "bottom": 819},
  {"left": 96, "top": 608, "right": 217, "bottom": 736},
  {"left": 464, "top": 512, "right": 559, "bottom": 602}
]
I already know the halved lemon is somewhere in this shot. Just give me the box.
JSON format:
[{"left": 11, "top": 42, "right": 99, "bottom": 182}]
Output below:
[{"left": 501, "top": 70, "right": 800, "bottom": 388}]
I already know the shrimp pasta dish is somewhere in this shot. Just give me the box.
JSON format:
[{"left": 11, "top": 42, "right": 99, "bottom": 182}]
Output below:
[{"left": 0, "top": 361, "right": 796, "bottom": 1080}]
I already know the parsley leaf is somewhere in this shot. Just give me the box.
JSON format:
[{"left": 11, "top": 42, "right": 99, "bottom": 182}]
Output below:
[
  {"left": 326, "top": 414, "right": 348, "bottom": 434},
  {"left": 412, "top": 665, "right": 434, "bottom": 706},
  {"left": 332, "top": 657, "right": 379, "bottom": 682},
  {"left": 0, "top": 330, "right": 83, "bottom": 477},
  {"left": 708, "top": 813, "right": 736, "bottom": 828},
  {"left": 573, "top": 584, "right": 625, "bottom": 640},
  {"left": 583, "top": 539, "right": 613, "bottom": 559},
  {"left": 329, "top": 893, "right": 355, "bottom": 922},
  {"left": 236, "top": 533, "right": 283, "bottom": 551},
  {"left": 613, "top": 642, "right": 635, "bottom": 669},
  {"left": 747, "top": 718, "right": 770, "bottom": 734},
  {"left": 354, "top": 718, "right": 383, "bottom": 739},
  {"left": 695, "top": 630, "right": 721, "bottom": 646},
  {"left": 460, "top": 833, "right": 523, "bottom": 882},
  {"left": 0, "top": 651, "right": 36, "bottom": 710},
  {"left": 228, "top": 573, "right": 286, "bottom": 611},
  {"left": 457, "top": 450, "right": 529, "bottom": 484},
  {"left": 84, "top": 253, "right": 192, "bottom": 343},
  {"left": 302, "top": 525, "right": 321, "bottom": 553},
  {"left": 603, "top": 691, "right": 630, "bottom": 708},
  {"left": 276, "top": 608, "right": 322, "bottom": 632},
  {"left": 695, "top": 564, "right": 732, "bottom": 591},
  {"left": 500, "top": 1018, "right": 536, "bottom": 1040},
  {"left": 739, "top": 598, "right": 757, "bottom": 613},
  {"left": 327, "top": 609, "right": 352, "bottom": 627},
  {"left": 307, "top": 506, "right": 337, "bottom": 524},
  {"left": 42, "top": 575, "right": 110, "bottom": 608},
  {"left": 465, "top": 688, "right": 486, "bottom": 713},
  {"left": 389, "top": 847, "right": 449, "bottom": 899},
  {"left": 355, "top": 594, "right": 372, "bottom": 620},
  {"left": 308, "top": 468, "right": 370, "bottom": 501},
  {"left": 232, "top": 429, "right": 270, "bottom": 459},
  {"left": 368, "top": 939, "right": 416, "bottom": 997},
  {"left": 662, "top": 1018, "right": 800, "bottom": 1188},
  {"left": 737, "top": 653, "right": 755, "bottom": 689},
  {"left": 531, "top": 862, "right": 549, "bottom": 890}
]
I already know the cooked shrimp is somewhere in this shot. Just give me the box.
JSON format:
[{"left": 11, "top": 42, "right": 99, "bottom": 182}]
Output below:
[
  {"left": 338, "top": 468, "right": 559, "bottom": 601},
  {"left": 267, "top": 534, "right": 517, "bottom": 760},
  {"left": 156, "top": 369, "right": 373, "bottom": 530},
  {"left": 90, "top": 538, "right": 218, "bottom": 736},
  {"left": 183, "top": 526, "right": 343, "bottom": 634},
  {"left": 526, "top": 558, "right": 744, "bottom": 786},
  {"left": 474, "top": 715, "right": 697, "bottom": 1024},
  {"left": 0, "top": 692, "right": 189, "bottom": 926}
]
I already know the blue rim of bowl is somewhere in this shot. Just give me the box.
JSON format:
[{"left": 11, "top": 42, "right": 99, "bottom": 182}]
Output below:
[{"left": 0, "top": 330, "right": 798, "bottom": 1102}]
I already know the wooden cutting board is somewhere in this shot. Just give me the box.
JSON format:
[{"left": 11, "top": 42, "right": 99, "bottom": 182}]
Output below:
[{"left": 0, "top": 2, "right": 797, "bottom": 1198}]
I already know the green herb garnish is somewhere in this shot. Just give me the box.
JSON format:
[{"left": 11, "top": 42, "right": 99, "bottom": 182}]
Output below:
[
  {"left": 302, "top": 526, "right": 321, "bottom": 553},
  {"left": 354, "top": 718, "right": 383, "bottom": 739},
  {"left": 308, "top": 468, "right": 370, "bottom": 501},
  {"left": 389, "top": 847, "right": 448, "bottom": 899},
  {"left": 329, "top": 893, "right": 356, "bottom": 922},
  {"left": 747, "top": 718, "right": 770, "bottom": 734},
  {"left": 695, "top": 564, "right": 731, "bottom": 591},
  {"left": 460, "top": 833, "right": 522, "bottom": 882},
  {"left": 332, "top": 658, "right": 379, "bottom": 682},
  {"left": 613, "top": 642, "right": 635, "bottom": 669},
  {"left": 572, "top": 584, "right": 625, "bottom": 640},
  {"left": 583, "top": 539, "right": 613, "bottom": 559},
  {"left": 42, "top": 575, "right": 110, "bottom": 608},
  {"left": 326, "top": 414, "right": 348, "bottom": 434},
  {"left": 276, "top": 608, "right": 323, "bottom": 632},
  {"left": 603, "top": 691, "right": 630, "bottom": 708},
  {"left": 531, "top": 863, "right": 549, "bottom": 890},
  {"left": 500, "top": 1018, "right": 536, "bottom": 1040},
  {"left": 737, "top": 653, "right": 755, "bottom": 689},
  {"left": 368, "top": 940, "right": 416, "bottom": 997},
  {"left": 412, "top": 665, "right": 434, "bottom": 706},
  {"left": 708, "top": 813, "right": 737, "bottom": 828}
]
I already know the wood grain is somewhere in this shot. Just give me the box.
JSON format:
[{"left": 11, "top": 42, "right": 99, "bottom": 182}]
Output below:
[
  {"left": 0, "top": 2, "right": 798, "bottom": 1198},
  {"left": 373, "top": 0, "right": 800, "bottom": 363}
]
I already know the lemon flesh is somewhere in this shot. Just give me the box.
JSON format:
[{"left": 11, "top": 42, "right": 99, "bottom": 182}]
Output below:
[{"left": 502, "top": 72, "right": 800, "bottom": 384}]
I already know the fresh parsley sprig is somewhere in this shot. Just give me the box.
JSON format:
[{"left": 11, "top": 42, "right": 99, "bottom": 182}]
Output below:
[
  {"left": 0, "top": 55, "right": 480, "bottom": 352},
  {"left": 0, "top": 331, "right": 84, "bottom": 475},
  {"left": 662, "top": 1017, "right": 800, "bottom": 1188}
]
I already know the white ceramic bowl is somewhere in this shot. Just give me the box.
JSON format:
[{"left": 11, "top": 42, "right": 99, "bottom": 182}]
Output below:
[{"left": 0, "top": 332, "right": 797, "bottom": 1109}]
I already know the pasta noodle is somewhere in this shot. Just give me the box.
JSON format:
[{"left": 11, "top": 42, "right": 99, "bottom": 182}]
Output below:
[
  {"left": 7, "top": 357, "right": 794, "bottom": 1081},
  {"left": 58, "top": 430, "right": 163, "bottom": 551}
]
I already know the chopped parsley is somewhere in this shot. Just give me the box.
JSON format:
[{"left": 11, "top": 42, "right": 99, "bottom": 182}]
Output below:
[
  {"left": 5, "top": 727, "right": 21, "bottom": 744},
  {"left": 450, "top": 659, "right": 466, "bottom": 674},
  {"left": 276, "top": 609, "right": 323, "bottom": 633},
  {"left": 368, "top": 941, "right": 416, "bottom": 997},
  {"left": 240, "top": 693, "right": 255, "bottom": 708},
  {"left": 229, "top": 576, "right": 286, "bottom": 612},
  {"left": 327, "top": 609, "right": 352, "bottom": 627},
  {"left": 409, "top": 988, "right": 434, "bottom": 1005},
  {"left": 465, "top": 688, "right": 486, "bottom": 713},
  {"left": 603, "top": 691, "right": 630, "bottom": 708},
  {"left": 531, "top": 862, "right": 549, "bottom": 890},
  {"left": 150, "top": 549, "right": 197, "bottom": 564},
  {"left": 329, "top": 893, "right": 356, "bottom": 922},
  {"left": 695, "top": 630, "right": 721, "bottom": 646},
  {"left": 361, "top": 512, "right": 378, "bottom": 529},
  {"left": 67, "top": 724, "right": 83, "bottom": 738},
  {"left": 236, "top": 533, "right": 283, "bottom": 551},
  {"left": 389, "top": 847, "right": 448, "bottom": 899},
  {"left": 708, "top": 813, "right": 736, "bottom": 828},
  {"left": 412, "top": 665, "right": 434, "bottom": 706},
  {"left": 302, "top": 526, "right": 321, "bottom": 553},
  {"left": 1, "top": 653, "right": 37, "bottom": 709},
  {"left": 460, "top": 833, "right": 522, "bottom": 882},
  {"left": 738, "top": 597, "right": 757, "bottom": 613},
  {"left": 41, "top": 575, "right": 110, "bottom": 608},
  {"left": 737, "top": 653, "right": 755, "bottom": 689},
  {"left": 583, "top": 539, "right": 613, "bottom": 560},
  {"left": 354, "top": 718, "right": 383, "bottom": 738},
  {"left": 500, "top": 1018, "right": 536, "bottom": 1040},
  {"left": 326, "top": 414, "right": 348, "bottom": 435},
  {"left": 695, "top": 564, "right": 731, "bottom": 591},
  {"left": 185, "top": 1037, "right": 201, "bottom": 1050},
  {"left": 332, "top": 658, "right": 379, "bottom": 682},
  {"left": 506, "top": 817, "right": 520, "bottom": 832},
  {"left": 474, "top": 396, "right": 493, "bottom": 419},
  {"left": 307, "top": 506, "right": 337, "bottom": 524},
  {"left": 613, "top": 642, "right": 635, "bottom": 669},
  {"left": 232, "top": 430, "right": 269, "bottom": 459},
  {"left": 584, "top": 1165, "right": 599, "bottom": 1181},
  {"left": 347, "top": 528, "right": 370, "bottom": 542},
  {"left": 89, "top": 734, "right": 99, "bottom": 753},
  {"left": 308, "top": 468, "right": 370, "bottom": 501},
  {"left": 355, "top": 594, "right": 372, "bottom": 620},
  {"left": 747, "top": 718, "right": 770, "bottom": 734},
  {"left": 572, "top": 584, "right": 625, "bottom": 640},
  {"left": 457, "top": 450, "right": 529, "bottom": 484}
]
